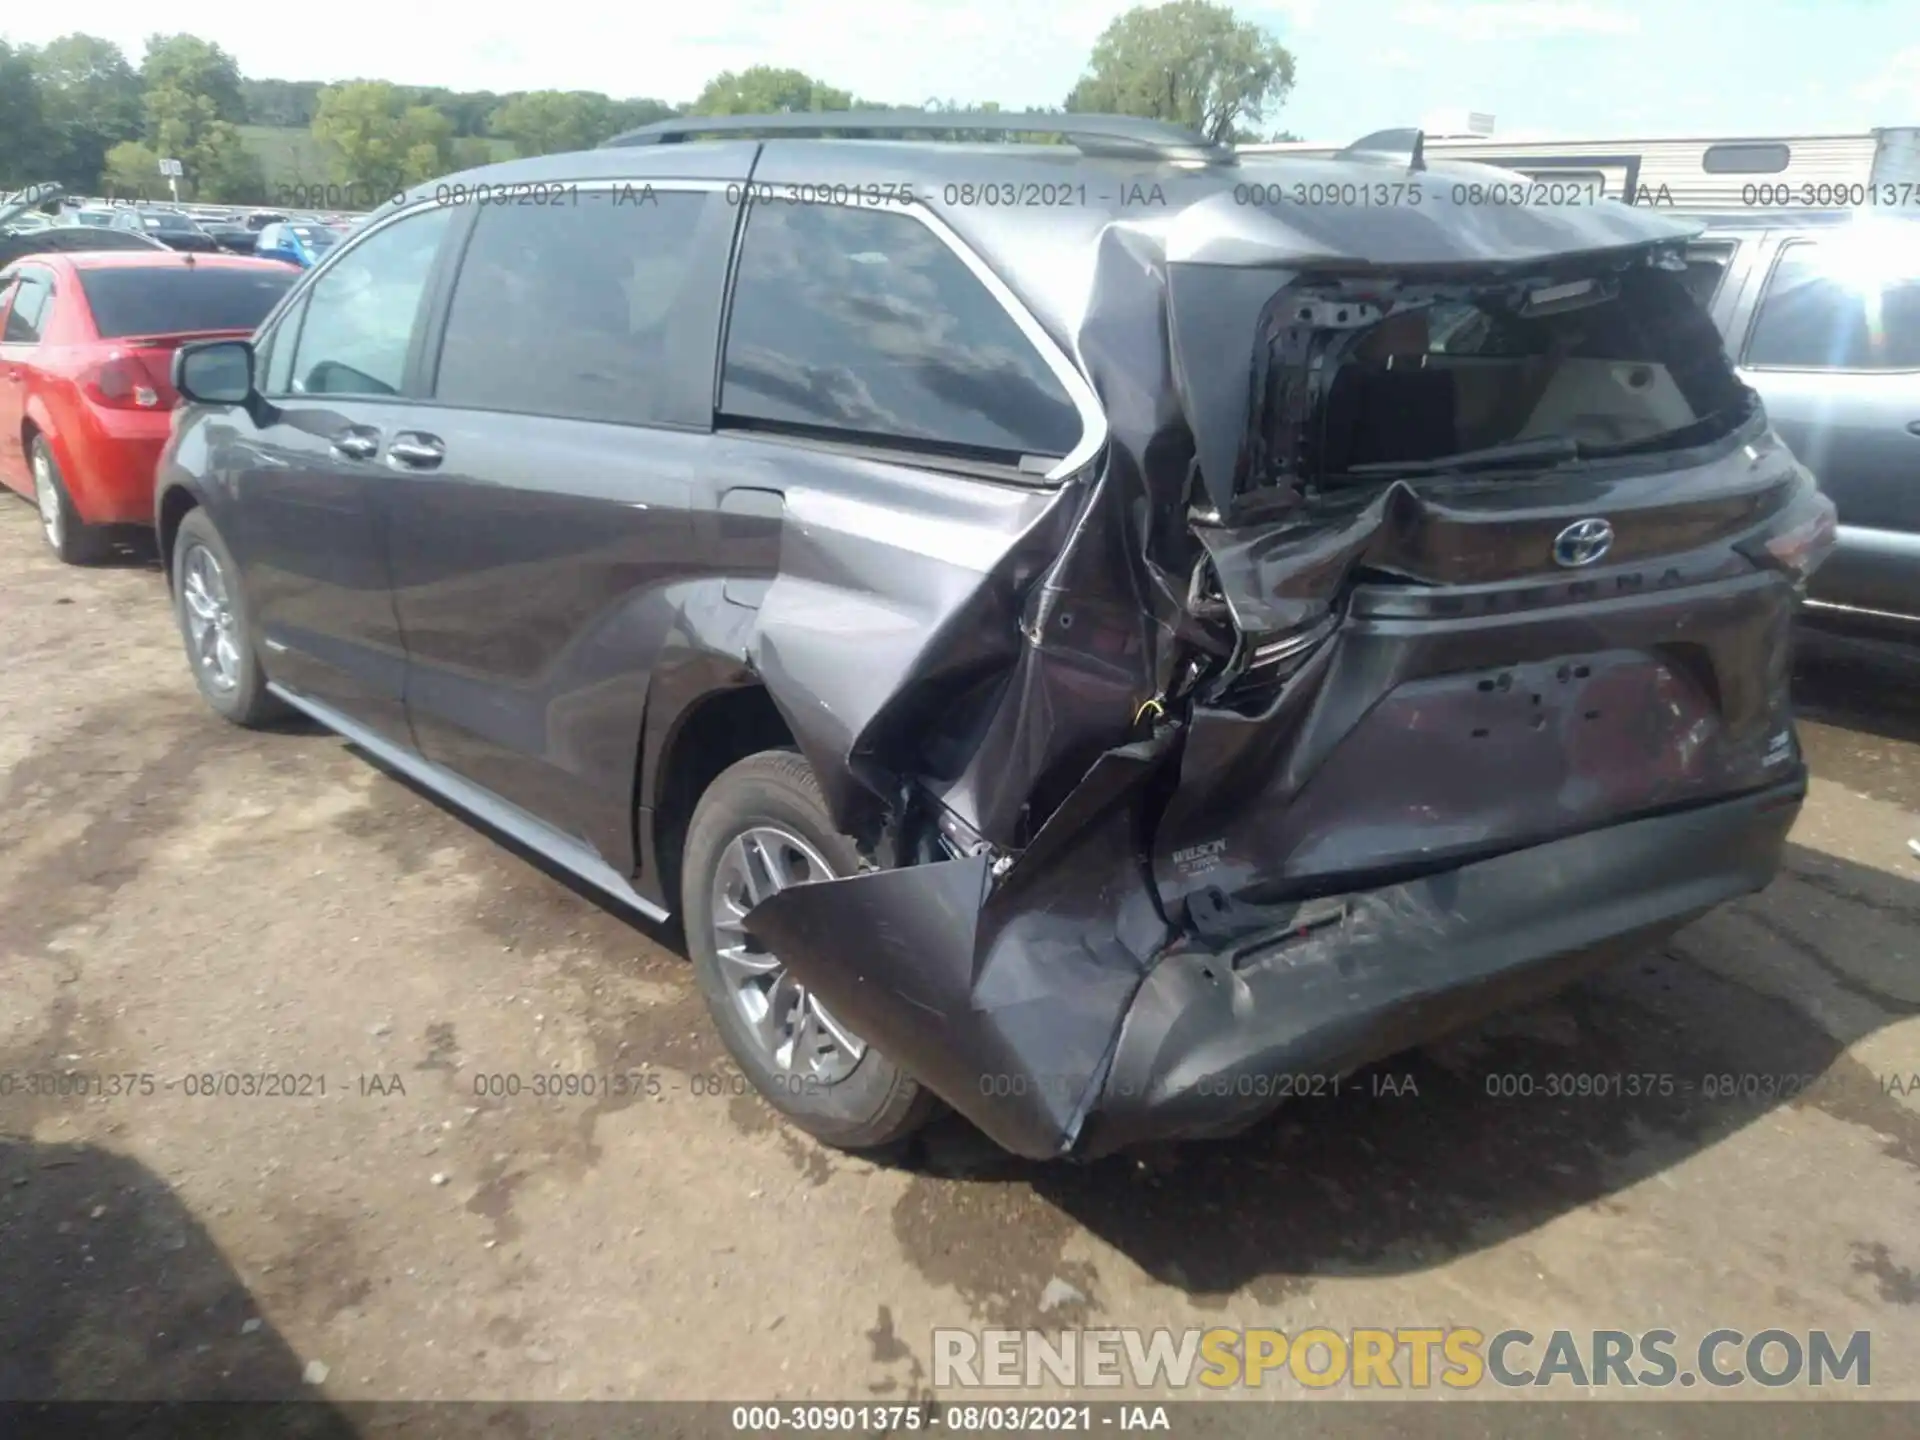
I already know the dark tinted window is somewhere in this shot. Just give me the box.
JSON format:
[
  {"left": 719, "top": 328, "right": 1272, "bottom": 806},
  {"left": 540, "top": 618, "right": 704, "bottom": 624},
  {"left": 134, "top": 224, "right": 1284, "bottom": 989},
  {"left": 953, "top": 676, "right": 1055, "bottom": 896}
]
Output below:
[
  {"left": 78, "top": 266, "right": 295, "bottom": 338},
  {"left": 286, "top": 206, "right": 454, "bottom": 397},
  {"left": 721, "top": 202, "right": 1082, "bottom": 459},
  {"left": 1681, "top": 243, "right": 1735, "bottom": 307},
  {"left": 2, "top": 273, "right": 52, "bottom": 343},
  {"left": 141, "top": 212, "right": 203, "bottom": 234},
  {"left": 434, "top": 190, "right": 712, "bottom": 425},
  {"left": 1746, "top": 238, "right": 1920, "bottom": 371},
  {"left": 1702, "top": 143, "right": 1791, "bottom": 175}
]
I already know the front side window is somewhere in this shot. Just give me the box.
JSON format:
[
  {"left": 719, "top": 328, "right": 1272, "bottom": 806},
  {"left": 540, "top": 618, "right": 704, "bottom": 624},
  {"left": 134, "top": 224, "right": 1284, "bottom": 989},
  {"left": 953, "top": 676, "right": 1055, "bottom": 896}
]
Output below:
[
  {"left": 720, "top": 202, "right": 1083, "bottom": 461},
  {"left": 1744, "top": 236, "right": 1920, "bottom": 371},
  {"left": 2, "top": 272, "right": 53, "bottom": 344},
  {"left": 286, "top": 205, "right": 455, "bottom": 397},
  {"left": 434, "top": 190, "right": 714, "bottom": 426}
]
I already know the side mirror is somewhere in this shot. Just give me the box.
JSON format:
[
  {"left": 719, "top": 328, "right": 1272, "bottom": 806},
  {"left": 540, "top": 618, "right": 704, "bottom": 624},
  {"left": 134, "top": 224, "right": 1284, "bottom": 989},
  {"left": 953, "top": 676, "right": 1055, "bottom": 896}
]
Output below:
[{"left": 174, "top": 339, "right": 255, "bottom": 405}]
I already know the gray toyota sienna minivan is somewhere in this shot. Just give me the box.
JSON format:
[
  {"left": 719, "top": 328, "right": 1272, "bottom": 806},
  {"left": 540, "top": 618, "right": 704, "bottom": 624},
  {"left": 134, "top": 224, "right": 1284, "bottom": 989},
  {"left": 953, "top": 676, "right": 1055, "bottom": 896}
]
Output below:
[{"left": 155, "top": 115, "right": 1834, "bottom": 1159}]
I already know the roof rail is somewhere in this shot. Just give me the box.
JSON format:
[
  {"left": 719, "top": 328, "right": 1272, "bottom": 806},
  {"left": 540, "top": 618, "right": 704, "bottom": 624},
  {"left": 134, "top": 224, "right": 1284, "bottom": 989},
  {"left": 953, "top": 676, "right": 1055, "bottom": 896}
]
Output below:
[
  {"left": 1337, "top": 127, "right": 1427, "bottom": 171},
  {"left": 602, "top": 111, "right": 1235, "bottom": 164}
]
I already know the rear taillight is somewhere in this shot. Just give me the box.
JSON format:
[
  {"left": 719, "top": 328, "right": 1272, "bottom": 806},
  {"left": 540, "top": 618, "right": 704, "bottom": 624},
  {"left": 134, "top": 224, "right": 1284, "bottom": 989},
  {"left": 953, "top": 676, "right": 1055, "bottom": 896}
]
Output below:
[
  {"left": 1758, "top": 490, "right": 1839, "bottom": 585},
  {"left": 83, "top": 352, "right": 169, "bottom": 411}
]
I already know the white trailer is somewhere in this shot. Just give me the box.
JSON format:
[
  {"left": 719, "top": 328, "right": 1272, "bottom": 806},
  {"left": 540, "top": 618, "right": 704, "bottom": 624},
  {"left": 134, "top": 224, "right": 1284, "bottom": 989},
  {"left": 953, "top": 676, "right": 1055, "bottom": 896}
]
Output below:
[{"left": 1239, "top": 128, "right": 1920, "bottom": 210}]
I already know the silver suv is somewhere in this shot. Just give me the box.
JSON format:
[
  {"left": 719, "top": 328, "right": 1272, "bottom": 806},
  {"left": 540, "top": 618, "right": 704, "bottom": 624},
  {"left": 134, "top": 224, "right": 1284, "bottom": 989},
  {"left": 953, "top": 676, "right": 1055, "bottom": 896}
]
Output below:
[{"left": 1683, "top": 211, "right": 1920, "bottom": 629}]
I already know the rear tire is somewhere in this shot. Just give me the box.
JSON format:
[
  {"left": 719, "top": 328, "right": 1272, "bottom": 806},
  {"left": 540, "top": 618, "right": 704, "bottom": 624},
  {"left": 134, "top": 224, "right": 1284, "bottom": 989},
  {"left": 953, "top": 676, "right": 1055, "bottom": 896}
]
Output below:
[
  {"left": 29, "top": 437, "right": 110, "bottom": 565},
  {"left": 171, "top": 508, "right": 289, "bottom": 728},
  {"left": 682, "top": 750, "right": 938, "bottom": 1151}
]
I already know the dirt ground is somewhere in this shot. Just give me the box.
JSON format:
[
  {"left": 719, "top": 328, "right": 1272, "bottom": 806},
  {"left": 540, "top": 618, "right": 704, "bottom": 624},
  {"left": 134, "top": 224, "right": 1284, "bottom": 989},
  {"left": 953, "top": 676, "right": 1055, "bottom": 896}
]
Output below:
[{"left": 1, "top": 498, "right": 1917, "bottom": 1411}]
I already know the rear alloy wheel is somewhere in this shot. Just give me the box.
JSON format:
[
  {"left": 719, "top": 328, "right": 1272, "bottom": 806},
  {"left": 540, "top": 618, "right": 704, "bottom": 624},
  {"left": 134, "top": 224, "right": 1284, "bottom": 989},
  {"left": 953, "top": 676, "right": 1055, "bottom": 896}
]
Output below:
[
  {"left": 170, "top": 507, "right": 288, "bottom": 728},
  {"left": 29, "top": 438, "right": 109, "bottom": 564},
  {"left": 710, "top": 825, "right": 868, "bottom": 1084},
  {"left": 682, "top": 750, "right": 938, "bottom": 1151}
]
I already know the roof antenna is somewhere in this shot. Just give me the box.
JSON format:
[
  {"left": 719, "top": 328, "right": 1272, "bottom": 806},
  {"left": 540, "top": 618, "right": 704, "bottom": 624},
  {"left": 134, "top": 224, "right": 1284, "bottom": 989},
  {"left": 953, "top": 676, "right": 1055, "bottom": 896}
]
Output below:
[{"left": 1338, "top": 127, "right": 1426, "bottom": 172}]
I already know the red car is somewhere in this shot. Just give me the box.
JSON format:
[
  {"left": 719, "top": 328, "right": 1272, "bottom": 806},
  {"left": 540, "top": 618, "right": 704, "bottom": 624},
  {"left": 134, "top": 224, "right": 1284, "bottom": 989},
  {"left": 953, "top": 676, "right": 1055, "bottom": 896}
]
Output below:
[{"left": 0, "top": 251, "right": 296, "bottom": 562}]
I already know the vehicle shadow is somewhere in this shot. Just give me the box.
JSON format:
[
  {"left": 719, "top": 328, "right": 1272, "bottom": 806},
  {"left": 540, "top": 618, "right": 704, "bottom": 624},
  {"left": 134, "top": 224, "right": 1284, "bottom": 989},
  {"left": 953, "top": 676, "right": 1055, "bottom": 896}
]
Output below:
[
  {"left": 90, "top": 527, "right": 165, "bottom": 571},
  {"left": 1793, "top": 630, "right": 1920, "bottom": 751},
  {"left": 0, "top": 1136, "right": 357, "bottom": 1433},
  {"left": 901, "top": 839, "right": 1920, "bottom": 1299}
]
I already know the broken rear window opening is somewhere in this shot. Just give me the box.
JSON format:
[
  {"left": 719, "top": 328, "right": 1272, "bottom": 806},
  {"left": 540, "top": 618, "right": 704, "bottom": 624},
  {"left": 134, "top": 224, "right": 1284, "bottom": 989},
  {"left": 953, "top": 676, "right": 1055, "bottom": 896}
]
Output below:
[{"left": 1253, "top": 258, "right": 1756, "bottom": 492}]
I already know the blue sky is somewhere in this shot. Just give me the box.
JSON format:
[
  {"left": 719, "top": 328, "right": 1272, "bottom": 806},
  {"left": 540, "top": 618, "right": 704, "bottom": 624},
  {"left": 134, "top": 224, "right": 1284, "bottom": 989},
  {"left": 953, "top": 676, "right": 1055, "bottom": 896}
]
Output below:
[{"left": 4, "top": 0, "right": 1915, "bottom": 140}]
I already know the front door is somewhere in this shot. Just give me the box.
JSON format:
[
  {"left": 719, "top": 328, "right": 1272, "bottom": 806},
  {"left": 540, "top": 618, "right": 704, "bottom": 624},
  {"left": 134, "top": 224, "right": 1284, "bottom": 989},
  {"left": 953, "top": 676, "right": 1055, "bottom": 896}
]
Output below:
[{"left": 219, "top": 202, "right": 459, "bottom": 742}]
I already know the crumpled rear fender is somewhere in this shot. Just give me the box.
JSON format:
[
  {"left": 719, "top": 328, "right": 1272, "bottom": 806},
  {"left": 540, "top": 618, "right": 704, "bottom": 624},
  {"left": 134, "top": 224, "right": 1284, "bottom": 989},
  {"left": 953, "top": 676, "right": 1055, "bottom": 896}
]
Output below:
[{"left": 743, "top": 732, "right": 1180, "bottom": 1158}]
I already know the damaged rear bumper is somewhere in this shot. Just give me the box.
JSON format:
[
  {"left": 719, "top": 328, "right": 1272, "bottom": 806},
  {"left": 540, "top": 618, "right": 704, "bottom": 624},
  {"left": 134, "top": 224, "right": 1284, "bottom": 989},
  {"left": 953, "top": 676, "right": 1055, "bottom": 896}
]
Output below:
[
  {"left": 749, "top": 768, "right": 1805, "bottom": 1161},
  {"left": 1075, "top": 773, "right": 1805, "bottom": 1158}
]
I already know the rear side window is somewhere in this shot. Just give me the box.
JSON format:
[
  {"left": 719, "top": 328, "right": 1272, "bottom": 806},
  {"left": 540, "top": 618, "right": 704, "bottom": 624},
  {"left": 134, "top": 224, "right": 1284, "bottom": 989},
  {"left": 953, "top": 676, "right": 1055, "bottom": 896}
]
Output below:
[
  {"left": 77, "top": 267, "right": 295, "bottom": 339},
  {"left": 286, "top": 205, "right": 455, "bottom": 397},
  {"left": 2, "top": 273, "right": 53, "bottom": 343},
  {"left": 720, "top": 202, "right": 1083, "bottom": 461},
  {"left": 434, "top": 190, "right": 714, "bottom": 427},
  {"left": 1745, "top": 238, "right": 1920, "bottom": 371}
]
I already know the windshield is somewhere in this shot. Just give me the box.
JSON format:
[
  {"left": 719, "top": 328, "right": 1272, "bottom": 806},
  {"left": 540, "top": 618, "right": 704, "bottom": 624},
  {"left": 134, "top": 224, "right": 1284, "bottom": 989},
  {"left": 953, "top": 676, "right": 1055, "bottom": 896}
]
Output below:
[
  {"left": 75, "top": 211, "right": 115, "bottom": 227},
  {"left": 142, "top": 213, "right": 204, "bottom": 234},
  {"left": 1262, "top": 264, "right": 1752, "bottom": 488}
]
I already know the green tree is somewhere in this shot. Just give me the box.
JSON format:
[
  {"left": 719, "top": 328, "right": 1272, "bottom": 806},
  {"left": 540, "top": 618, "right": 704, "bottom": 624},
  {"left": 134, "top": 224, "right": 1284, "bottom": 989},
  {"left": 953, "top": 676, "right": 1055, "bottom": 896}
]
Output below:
[
  {"left": 311, "top": 82, "right": 457, "bottom": 199},
  {"left": 140, "top": 34, "right": 246, "bottom": 124},
  {"left": 606, "top": 97, "right": 678, "bottom": 136},
  {"left": 241, "top": 77, "right": 326, "bottom": 128},
  {"left": 690, "top": 67, "right": 855, "bottom": 115},
  {"left": 135, "top": 35, "right": 259, "bottom": 200},
  {"left": 439, "top": 90, "right": 504, "bottom": 137},
  {"left": 25, "top": 35, "right": 142, "bottom": 191},
  {"left": 450, "top": 136, "right": 496, "bottom": 172},
  {"left": 0, "top": 43, "right": 54, "bottom": 187},
  {"left": 1064, "top": 0, "right": 1295, "bottom": 144},
  {"left": 101, "top": 139, "right": 160, "bottom": 199},
  {"left": 489, "top": 90, "right": 612, "bottom": 158},
  {"left": 144, "top": 84, "right": 262, "bottom": 201}
]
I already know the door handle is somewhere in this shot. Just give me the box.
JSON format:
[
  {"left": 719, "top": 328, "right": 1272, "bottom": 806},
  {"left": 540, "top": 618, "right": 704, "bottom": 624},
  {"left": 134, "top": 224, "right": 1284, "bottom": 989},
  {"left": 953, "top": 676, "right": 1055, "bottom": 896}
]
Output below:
[
  {"left": 1906, "top": 421, "right": 1920, "bottom": 437},
  {"left": 385, "top": 434, "right": 445, "bottom": 469},
  {"left": 329, "top": 431, "right": 380, "bottom": 461}
]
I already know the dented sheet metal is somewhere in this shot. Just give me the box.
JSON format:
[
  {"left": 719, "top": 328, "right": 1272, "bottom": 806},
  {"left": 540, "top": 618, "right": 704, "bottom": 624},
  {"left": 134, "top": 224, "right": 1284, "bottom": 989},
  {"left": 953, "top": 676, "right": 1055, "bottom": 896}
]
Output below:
[
  {"left": 735, "top": 178, "right": 1812, "bottom": 1159},
  {"left": 746, "top": 735, "right": 1178, "bottom": 1157}
]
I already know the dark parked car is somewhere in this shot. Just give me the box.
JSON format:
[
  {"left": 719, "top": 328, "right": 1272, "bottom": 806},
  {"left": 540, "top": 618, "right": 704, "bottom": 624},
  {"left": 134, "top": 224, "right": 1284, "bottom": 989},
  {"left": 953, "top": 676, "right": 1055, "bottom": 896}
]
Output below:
[
  {"left": 153, "top": 114, "right": 1832, "bottom": 1161},
  {"left": 0, "top": 186, "right": 167, "bottom": 267},
  {"left": 110, "top": 207, "right": 222, "bottom": 253},
  {"left": 1679, "top": 211, "right": 1920, "bottom": 630},
  {"left": 201, "top": 220, "right": 261, "bottom": 255}
]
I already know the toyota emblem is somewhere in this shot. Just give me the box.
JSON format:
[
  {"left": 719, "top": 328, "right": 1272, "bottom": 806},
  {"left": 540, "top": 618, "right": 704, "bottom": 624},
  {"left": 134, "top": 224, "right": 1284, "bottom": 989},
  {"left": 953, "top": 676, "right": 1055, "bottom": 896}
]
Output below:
[{"left": 1552, "top": 517, "right": 1614, "bottom": 568}]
